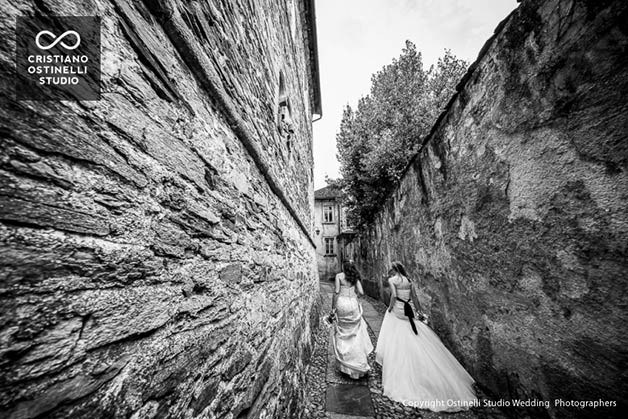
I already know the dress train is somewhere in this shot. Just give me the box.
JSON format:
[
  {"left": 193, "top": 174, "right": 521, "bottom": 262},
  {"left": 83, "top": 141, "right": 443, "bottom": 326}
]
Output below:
[
  {"left": 334, "top": 285, "right": 374, "bottom": 378},
  {"left": 376, "top": 294, "right": 477, "bottom": 412}
]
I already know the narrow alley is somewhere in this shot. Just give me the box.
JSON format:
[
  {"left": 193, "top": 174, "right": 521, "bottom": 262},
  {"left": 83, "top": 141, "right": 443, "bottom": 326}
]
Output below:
[{"left": 0, "top": 0, "right": 626, "bottom": 418}]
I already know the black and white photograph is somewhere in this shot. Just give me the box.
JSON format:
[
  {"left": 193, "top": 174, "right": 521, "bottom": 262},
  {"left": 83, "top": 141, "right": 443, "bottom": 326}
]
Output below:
[{"left": 0, "top": 0, "right": 626, "bottom": 418}]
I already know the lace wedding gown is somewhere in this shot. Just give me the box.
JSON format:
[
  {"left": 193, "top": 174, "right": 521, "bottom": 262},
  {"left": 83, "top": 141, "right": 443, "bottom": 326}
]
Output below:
[
  {"left": 375, "top": 278, "right": 478, "bottom": 412},
  {"left": 333, "top": 282, "right": 374, "bottom": 378}
]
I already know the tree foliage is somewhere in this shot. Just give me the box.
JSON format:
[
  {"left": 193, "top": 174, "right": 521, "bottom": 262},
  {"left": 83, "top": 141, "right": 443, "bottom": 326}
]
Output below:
[{"left": 335, "top": 41, "right": 468, "bottom": 228}]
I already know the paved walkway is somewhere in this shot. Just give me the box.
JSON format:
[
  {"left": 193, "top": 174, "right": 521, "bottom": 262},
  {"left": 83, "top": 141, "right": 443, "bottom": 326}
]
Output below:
[{"left": 302, "top": 281, "right": 508, "bottom": 419}]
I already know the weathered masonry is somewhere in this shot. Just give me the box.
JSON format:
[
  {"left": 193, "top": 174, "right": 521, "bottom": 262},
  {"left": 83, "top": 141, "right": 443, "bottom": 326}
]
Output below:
[
  {"left": 0, "top": 1, "right": 321, "bottom": 418},
  {"left": 348, "top": 1, "right": 627, "bottom": 418}
]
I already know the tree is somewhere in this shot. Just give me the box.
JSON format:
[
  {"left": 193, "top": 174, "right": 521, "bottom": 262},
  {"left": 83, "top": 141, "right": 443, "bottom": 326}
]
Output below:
[
  {"left": 336, "top": 42, "right": 468, "bottom": 228},
  {"left": 429, "top": 49, "right": 469, "bottom": 113}
]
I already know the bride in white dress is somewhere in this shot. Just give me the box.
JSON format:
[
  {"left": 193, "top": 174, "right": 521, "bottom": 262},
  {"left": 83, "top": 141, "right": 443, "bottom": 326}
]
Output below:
[
  {"left": 332, "top": 261, "right": 374, "bottom": 379},
  {"left": 375, "top": 261, "right": 478, "bottom": 412}
]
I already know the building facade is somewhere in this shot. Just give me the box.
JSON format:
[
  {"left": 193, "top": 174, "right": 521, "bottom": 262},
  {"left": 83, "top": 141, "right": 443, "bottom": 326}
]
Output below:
[{"left": 314, "top": 186, "right": 353, "bottom": 281}]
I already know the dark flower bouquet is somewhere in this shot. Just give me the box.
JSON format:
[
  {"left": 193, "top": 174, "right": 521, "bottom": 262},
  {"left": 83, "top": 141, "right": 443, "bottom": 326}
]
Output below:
[
  {"left": 417, "top": 312, "right": 429, "bottom": 325},
  {"left": 323, "top": 309, "right": 337, "bottom": 327}
]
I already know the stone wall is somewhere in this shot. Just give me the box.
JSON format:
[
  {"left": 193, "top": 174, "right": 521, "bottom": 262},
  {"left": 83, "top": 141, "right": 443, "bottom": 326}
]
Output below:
[
  {"left": 0, "top": 1, "right": 320, "bottom": 418},
  {"left": 348, "top": 1, "right": 628, "bottom": 418}
]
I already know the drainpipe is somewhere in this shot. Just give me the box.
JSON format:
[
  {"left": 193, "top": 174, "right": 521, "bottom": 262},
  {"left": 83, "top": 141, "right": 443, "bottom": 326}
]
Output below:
[{"left": 337, "top": 199, "right": 341, "bottom": 267}]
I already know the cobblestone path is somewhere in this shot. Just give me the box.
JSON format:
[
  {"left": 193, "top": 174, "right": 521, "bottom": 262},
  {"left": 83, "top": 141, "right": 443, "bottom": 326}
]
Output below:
[{"left": 302, "top": 282, "right": 509, "bottom": 419}]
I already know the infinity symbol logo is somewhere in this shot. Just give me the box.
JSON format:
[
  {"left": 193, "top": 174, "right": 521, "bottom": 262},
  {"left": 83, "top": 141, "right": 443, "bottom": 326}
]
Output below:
[{"left": 35, "top": 30, "right": 81, "bottom": 50}]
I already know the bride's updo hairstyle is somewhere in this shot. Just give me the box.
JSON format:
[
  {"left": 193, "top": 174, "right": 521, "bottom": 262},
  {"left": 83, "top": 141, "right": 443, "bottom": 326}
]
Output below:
[
  {"left": 391, "top": 261, "right": 410, "bottom": 279},
  {"left": 342, "top": 261, "right": 360, "bottom": 285}
]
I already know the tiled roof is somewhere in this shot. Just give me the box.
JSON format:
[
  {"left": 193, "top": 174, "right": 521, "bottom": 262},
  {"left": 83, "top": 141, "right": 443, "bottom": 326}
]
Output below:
[{"left": 314, "top": 185, "right": 341, "bottom": 200}]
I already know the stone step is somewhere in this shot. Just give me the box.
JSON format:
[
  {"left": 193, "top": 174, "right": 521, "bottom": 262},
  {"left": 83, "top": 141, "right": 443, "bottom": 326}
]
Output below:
[{"left": 326, "top": 383, "right": 375, "bottom": 417}]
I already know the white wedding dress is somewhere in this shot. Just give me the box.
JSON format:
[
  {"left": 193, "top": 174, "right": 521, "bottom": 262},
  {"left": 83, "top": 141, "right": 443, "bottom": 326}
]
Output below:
[
  {"left": 375, "top": 276, "right": 477, "bottom": 412},
  {"left": 333, "top": 276, "right": 374, "bottom": 378}
]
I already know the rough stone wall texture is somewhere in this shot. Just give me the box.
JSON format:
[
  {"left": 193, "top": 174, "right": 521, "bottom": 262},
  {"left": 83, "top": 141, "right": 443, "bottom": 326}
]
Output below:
[
  {"left": 348, "top": 1, "right": 628, "bottom": 418},
  {"left": 0, "top": 1, "right": 319, "bottom": 418}
]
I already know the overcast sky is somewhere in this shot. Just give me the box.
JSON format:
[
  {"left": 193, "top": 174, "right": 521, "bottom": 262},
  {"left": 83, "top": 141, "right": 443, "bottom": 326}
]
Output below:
[{"left": 312, "top": 0, "right": 519, "bottom": 188}]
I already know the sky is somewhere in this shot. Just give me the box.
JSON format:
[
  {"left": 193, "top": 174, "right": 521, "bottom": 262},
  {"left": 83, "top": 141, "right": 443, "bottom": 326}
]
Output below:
[{"left": 312, "top": 0, "right": 519, "bottom": 188}]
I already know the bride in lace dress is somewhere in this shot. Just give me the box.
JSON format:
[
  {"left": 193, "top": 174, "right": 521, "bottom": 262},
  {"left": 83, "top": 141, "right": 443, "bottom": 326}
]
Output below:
[
  {"left": 375, "top": 261, "right": 478, "bottom": 412},
  {"left": 331, "top": 261, "right": 374, "bottom": 379}
]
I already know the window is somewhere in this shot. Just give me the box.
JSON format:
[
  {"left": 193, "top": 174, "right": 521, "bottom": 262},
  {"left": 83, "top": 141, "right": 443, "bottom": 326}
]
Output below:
[
  {"left": 323, "top": 205, "right": 334, "bottom": 223},
  {"left": 277, "top": 70, "right": 294, "bottom": 160},
  {"left": 279, "top": 96, "right": 292, "bottom": 126},
  {"left": 324, "top": 237, "right": 335, "bottom": 255},
  {"left": 277, "top": 71, "right": 292, "bottom": 127}
]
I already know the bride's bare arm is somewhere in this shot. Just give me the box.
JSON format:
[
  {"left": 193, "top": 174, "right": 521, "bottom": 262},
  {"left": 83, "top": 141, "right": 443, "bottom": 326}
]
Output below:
[
  {"left": 356, "top": 279, "right": 365, "bottom": 296},
  {"left": 410, "top": 283, "right": 422, "bottom": 312},
  {"left": 410, "top": 283, "right": 427, "bottom": 321},
  {"left": 332, "top": 274, "right": 340, "bottom": 311},
  {"left": 387, "top": 277, "right": 396, "bottom": 312}
]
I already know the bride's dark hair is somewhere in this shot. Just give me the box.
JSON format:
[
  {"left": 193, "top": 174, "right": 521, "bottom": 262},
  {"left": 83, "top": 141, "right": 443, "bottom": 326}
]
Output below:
[
  {"left": 342, "top": 261, "right": 360, "bottom": 285},
  {"left": 391, "top": 261, "right": 410, "bottom": 279}
]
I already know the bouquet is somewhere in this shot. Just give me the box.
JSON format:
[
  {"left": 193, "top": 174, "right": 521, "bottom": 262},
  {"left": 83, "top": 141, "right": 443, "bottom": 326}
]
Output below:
[
  {"left": 416, "top": 312, "right": 429, "bottom": 325},
  {"left": 323, "top": 309, "right": 337, "bottom": 327}
]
